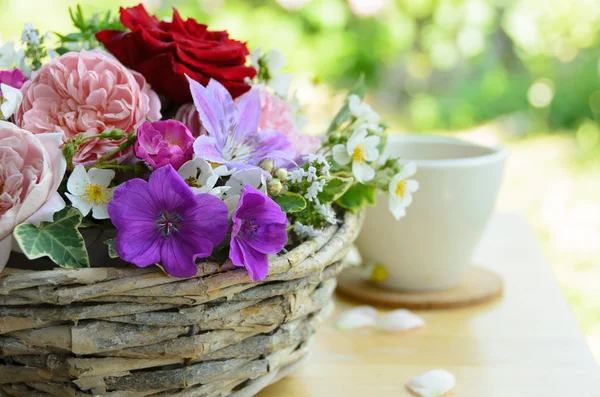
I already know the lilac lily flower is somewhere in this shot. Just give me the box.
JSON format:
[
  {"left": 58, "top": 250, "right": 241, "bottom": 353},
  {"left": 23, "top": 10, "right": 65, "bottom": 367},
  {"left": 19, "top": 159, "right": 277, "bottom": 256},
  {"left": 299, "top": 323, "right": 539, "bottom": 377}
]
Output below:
[
  {"left": 230, "top": 185, "right": 288, "bottom": 281},
  {"left": 188, "top": 76, "right": 295, "bottom": 169},
  {"left": 108, "top": 165, "right": 229, "bottom": 278}
]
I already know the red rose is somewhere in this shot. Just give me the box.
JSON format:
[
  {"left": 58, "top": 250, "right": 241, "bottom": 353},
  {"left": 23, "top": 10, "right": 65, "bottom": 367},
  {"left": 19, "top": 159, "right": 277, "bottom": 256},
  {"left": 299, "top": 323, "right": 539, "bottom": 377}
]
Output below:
[{"left": 96, "top": 4, "right": 256, "bottom": 104}]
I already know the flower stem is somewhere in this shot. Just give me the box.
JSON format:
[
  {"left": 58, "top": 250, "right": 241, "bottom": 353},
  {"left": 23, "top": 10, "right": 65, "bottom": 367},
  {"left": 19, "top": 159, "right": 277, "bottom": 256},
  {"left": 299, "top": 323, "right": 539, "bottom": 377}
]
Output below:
[{"left": 94, "top": 131, "right": 137, "bottom": 166}]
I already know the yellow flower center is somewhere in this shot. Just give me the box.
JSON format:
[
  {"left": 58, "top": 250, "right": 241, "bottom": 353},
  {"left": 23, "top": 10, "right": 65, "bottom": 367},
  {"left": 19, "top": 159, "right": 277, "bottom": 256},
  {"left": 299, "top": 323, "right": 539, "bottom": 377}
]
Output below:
[
  {"left": 395, "top": 179, "right": 407, "bottom": 198},
  {"left": 352, "top": 144, "right": 366, "bottom": 164},
  {"left": 84, "top": 183, "right": 110, "bottom": 205},
  {"left": 185, "top": 176, "right": 202, "bottom": 188}
]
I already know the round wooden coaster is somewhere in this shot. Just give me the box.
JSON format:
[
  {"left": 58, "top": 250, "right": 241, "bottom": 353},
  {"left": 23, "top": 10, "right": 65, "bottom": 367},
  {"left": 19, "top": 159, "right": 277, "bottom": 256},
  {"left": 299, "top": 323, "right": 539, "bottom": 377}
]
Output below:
[{"left": 336, "top": 266, "right": 503, "bottom": 310}]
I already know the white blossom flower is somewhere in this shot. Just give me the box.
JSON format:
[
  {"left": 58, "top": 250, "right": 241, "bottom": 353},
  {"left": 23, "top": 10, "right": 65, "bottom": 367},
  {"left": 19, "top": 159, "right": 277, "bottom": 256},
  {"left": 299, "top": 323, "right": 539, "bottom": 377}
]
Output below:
[
  {"left": 348, "top": 94, "right": 379, "bottom": 125},
  {"left": 316, "top": 203, "right": 337, "bottom": 224},
  {"left": 288, "top": 168, "right": 306, "bottom": 183},
  {"left": 388, "top": 162, "right": 419, "bottom": 220},
  {"left": 306, "top": 166, "right": 318, "bottom": 182},
  {"left": 178, "top": 158, "right": 231, "bottom": 198},
  {"left": 332, "top": 127, "right": 380, "bottom": 183},
  {"left": 0, "top": 84, "right": 23, "bottom": 120},
  {"left": 307, "top": 153, "right": 324, "bottom": 163},
  {"left": 21, "top": 23, "right": 41, "bottom": 46},
  {"left": 305, "top": 180, "right": 325, "bottom": 202},
  {"left": 0, "top": 42, "right": 31, "bottom": 77},
  {"left": 65, "top": 165, "right": 115, "bottom": 219},
  {"left": 249, "top": 46, "right": 293, "bottom": 98},
  {"left": 306, "top": 154, "right": 331, "bottom": 176},
  {"left": 224, "top": 167, "right": 269, "bottom": 212},
  {"left": 293, "top": 222, "right": 323, "bottom": 238}
]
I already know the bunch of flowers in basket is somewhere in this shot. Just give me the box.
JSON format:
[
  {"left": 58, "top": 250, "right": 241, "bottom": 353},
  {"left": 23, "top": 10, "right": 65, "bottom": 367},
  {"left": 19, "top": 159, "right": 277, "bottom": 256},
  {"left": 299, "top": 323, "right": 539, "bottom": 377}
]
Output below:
[{"left": 0, "top": 4, "right": 418, "bottom": 281}]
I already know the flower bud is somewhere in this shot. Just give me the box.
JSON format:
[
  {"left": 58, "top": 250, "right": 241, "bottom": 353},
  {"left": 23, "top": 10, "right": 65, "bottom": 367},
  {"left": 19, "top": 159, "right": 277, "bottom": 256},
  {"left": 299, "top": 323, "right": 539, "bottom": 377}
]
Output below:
[
  {"left": 267, "top": 178, "right": 283, "bottom": 197},
  {"left": 274, "top": 168, "right": 288, "bottom": 181},
  {"left": 260, "top": 159, "right": 274, "bottom": 173},
  {"left": 328, "top": 131, "right": 342, "bottom": 143},
  {"left": 106, "top": 128, "right": 127, "bottom": 140}
]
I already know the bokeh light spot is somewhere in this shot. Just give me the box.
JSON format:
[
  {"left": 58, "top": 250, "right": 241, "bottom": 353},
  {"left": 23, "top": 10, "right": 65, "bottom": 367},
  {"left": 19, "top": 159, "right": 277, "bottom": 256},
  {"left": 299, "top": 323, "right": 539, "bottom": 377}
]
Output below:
[{"left": 527, "top": 79, "right": 555, "bottom": 108}]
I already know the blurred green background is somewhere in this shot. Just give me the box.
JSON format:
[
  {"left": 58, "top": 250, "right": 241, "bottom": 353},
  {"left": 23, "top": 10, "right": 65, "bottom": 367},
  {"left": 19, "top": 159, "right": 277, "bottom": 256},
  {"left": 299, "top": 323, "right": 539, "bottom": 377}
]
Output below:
[{"left": 1, "top": 0, "right": 600, "bottom": 360}]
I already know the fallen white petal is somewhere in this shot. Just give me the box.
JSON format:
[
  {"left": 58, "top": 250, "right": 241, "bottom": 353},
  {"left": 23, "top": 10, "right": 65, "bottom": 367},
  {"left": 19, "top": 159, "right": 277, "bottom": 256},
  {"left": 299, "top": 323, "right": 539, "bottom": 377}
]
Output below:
[
  {"left": 336, "top": 306, "right": 377, "bottom": 330},
  {"left": 376, "top": 309, "right": 426, "bottom": 333},
  {"left": 406, "top": 369, "right": 455, "bottom": 397}
]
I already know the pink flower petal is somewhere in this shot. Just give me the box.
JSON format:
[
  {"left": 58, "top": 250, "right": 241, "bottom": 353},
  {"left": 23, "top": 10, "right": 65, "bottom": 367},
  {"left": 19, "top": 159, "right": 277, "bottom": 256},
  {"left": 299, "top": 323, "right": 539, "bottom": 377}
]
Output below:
[
  {"left": 376, "top": 309, "right": 426, "bottom": 333},
  {"left": 406, "top": 369, "right": 455, "bottom": 397},
  {"left": 336, "top": 306, "right": 378, "bottom": 330}
]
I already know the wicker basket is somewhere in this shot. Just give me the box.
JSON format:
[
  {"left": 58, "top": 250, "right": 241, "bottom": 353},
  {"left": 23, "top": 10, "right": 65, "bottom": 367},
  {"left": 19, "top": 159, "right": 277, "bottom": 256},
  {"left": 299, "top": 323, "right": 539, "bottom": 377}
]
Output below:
[{"left": 0, "top": 210, "right": 363, "bottom": 397}]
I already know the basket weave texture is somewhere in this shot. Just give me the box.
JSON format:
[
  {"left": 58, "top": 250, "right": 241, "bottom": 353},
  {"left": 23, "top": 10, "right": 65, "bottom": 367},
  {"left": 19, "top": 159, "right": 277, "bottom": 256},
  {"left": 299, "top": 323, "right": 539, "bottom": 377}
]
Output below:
[{"left": 0, "top": 211, "right": 363, "bottom": 397}]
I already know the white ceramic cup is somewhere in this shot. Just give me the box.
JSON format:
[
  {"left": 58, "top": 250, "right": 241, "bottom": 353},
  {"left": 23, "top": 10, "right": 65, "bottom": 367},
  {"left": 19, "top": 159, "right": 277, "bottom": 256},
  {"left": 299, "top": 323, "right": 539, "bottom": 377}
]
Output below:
[{"left": 355, "top": 134, "right": 506, "bottom": 291}]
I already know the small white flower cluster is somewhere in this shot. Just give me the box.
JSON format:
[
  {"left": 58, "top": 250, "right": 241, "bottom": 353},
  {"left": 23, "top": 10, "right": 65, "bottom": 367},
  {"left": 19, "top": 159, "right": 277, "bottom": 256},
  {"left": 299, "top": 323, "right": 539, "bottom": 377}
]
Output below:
[
  {"left": 21, "top": 23, "right": 41, "bottom": 46},
  {"left": 286, "top": 154, "right": 332, "bottom": 205},
  {"left": 305, "top": 179, "right": 325, "bottom": 202},
  {"left": 292, "top": 222, "right": 323, "bottom": 238},
  {"left": 306, "top": 153, "right": 331, "bottom": 176},
  {"left": 287, "top": 154, "right": 331, "bottom": 185},
  {"left": 316, "top": 203, "right": 337, "bottom": 225},
  {"left": 285, "top": 154, "right": 338, "bottom": 234}
]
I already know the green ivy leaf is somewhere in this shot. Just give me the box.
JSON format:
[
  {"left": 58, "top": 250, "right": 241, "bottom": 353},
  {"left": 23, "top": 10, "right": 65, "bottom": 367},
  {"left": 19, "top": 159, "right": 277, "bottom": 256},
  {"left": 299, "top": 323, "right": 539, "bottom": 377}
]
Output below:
[
  {"left": 336, "top": 183, "right": 377, "bottom": 213},
  {"left": 317, "top": 176, "right": 354, "bottom": 204},
  {"left": 273, "top": 191, "right": 307, "bottom": 213},
  {"left": 14, "top": 207, "right": 90, "bottom": 268},
  {"left": 104, "top": 238, "right": 119, "bottom": 259}
]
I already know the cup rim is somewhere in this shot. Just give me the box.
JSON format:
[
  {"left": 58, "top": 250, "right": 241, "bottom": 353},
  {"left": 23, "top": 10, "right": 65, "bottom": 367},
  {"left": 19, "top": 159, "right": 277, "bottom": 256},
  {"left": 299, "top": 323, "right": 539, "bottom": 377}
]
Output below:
[{"left": 388, "top": 134, "right": 506, "bottom": 168}]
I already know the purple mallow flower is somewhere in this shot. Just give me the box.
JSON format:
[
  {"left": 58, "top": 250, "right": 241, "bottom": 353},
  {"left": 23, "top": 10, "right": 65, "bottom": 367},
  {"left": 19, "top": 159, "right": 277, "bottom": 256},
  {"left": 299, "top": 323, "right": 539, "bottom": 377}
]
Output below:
[
  {"left": 108, "top": 165, "right": 228, "bottom": 278},
  {"left": 135, "top": 120, "right": 195, "bottom": 170},
  {"left": 188, "top": 77, "right": 295, "bottom": 169},
  {"left": 0, "top": 68, "right": 26, "bottom": 95},
  {"left": 230, "top": 185, "right": 288, "bottom": 281}
]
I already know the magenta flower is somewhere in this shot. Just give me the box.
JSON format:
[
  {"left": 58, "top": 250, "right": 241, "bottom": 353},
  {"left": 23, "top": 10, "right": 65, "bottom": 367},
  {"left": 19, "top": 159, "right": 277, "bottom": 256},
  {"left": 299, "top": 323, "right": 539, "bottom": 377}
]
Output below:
[
  {"left": 135, "top": 120, "right": 195, "bottom": 170},
  {"left": 0, "top": 68, "right": 26, "bottom": 94},
  {"left": 230, "top": 185, "right": 288, "bottom": 281},
  {"left": 108, "top": 165, "right": 228, "bottom": 278},
  {"left": 188, "top": 77, "right": 295, "bottom": 170}
]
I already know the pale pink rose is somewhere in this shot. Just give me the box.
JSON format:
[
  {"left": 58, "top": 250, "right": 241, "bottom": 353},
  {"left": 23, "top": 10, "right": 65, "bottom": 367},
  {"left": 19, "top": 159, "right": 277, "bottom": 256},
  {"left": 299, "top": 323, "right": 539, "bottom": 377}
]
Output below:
[
  {"left": 14, "top": 50, "right": 161, "bottom": 166},
  {"left": 0, "top": 121, "right": 66, "bottom": 272},
  {"left": 257, "top": 90, "right": 321, "bottom": 155},
  {"left": 175, "top": 103, "right": 205, "bottom": 137}
]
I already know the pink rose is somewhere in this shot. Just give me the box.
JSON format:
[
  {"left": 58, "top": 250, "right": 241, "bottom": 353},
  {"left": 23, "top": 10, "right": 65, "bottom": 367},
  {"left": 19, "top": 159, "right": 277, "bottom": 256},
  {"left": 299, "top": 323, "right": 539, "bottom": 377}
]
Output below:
[
  {"left": 175, "top": 103, "right": 205, "bottom": 137},
  {"left": 134, "top": 120, "right": 195, "bottom": 170},
  {"left": 256, "top": 90, "right": 321, "bottom": 155},
  {"left": 0, "top": 121, "right": 66, "bottom": 271},
  {"left": 14, "top": 50, "right": 162, "bottom": 166}
]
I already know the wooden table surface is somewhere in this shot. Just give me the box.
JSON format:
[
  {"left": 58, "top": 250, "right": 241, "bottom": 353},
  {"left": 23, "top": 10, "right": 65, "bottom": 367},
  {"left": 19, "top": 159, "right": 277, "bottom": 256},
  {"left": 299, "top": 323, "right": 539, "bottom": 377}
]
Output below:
[{"left": 257, "top": 213, "right": 600, "bottom": 397}]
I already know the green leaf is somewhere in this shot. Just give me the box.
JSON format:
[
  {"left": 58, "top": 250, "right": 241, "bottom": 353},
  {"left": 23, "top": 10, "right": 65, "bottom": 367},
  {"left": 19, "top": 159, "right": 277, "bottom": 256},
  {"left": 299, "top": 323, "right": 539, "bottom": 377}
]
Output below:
[
  {"left": 273, "top": 191, "right": 307, "bottom": 213},
  {"left": 336, "top": 183, "right": 377, "bottom": 213},
  {"left": 55, "top": 47, "right": 71, "bottom": 56},
  {"left": 327, "top": 75, "right": 367, "bottom": 132},
  {"left": 317, "top": 176, "right": 354, "bottom": 204},
  {"left": 104, "top": 238, "right": 119, "bottom": 259},
  {"left": 14, "top": 207, "right": 90, "bottom": 268}
]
